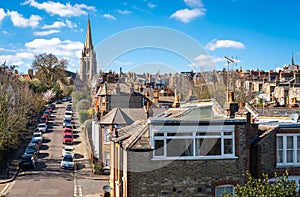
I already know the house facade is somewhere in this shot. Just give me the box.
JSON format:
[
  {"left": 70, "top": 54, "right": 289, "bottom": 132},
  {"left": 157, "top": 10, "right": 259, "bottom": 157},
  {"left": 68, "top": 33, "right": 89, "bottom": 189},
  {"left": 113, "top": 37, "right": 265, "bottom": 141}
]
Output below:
[
  {"left": 110, "top": 103, "right": 258, "bottom": 197},
  {"left": 251, "top": 123, "right": 300, "bottom": 187}
]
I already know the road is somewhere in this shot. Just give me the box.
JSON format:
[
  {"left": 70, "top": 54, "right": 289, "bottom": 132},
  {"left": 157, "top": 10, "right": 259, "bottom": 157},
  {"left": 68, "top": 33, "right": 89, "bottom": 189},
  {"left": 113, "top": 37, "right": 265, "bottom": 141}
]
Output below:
[{"left": 2, "top": 101, "right": 108, "bottom": 197}]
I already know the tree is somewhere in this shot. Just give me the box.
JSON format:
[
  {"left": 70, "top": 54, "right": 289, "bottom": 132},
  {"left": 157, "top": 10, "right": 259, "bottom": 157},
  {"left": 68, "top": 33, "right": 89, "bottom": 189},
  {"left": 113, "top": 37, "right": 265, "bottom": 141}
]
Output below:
[
  {"left": 223, "top": 171, "right": 299, "bottom": 197},
  {"left": 32, "top": 53, "right": 68, "bottom": 88},
  {"left": 0, "top": 65, "right": 38, "bottom": 164}
]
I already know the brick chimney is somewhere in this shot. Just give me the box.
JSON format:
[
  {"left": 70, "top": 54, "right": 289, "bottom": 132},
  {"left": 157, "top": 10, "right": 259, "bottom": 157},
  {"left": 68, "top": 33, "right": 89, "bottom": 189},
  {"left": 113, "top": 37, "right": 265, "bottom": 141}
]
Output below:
[
  {"left": 153, "top": 87, "right": 159, "bottom": 103},
  {"left": 172, "top": 89, "right": 180, "bottom": 108}
]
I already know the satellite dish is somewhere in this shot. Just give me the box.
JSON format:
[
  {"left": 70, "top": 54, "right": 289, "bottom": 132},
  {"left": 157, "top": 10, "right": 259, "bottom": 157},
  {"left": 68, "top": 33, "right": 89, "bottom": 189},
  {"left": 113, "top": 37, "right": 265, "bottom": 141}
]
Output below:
[
  {"left": 289, "top": 113, "right": 299, "bottom": 122},
  {"left": 103, "top": 185, "right": 111, "bottom": 192}
]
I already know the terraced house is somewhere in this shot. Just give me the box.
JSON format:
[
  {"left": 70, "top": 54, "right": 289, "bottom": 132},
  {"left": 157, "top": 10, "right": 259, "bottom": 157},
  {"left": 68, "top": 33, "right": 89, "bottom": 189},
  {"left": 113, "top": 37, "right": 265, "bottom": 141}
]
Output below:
[{"left": 109, "top": 100, "right": 259, "bottom": 197}]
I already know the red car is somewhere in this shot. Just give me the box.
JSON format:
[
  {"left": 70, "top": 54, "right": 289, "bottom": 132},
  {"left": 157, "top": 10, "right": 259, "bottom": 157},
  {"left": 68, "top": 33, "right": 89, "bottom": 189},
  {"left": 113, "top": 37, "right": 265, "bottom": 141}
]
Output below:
[
  {"left": 40, "top": 116, "right": 48, "bottom": 123},
  {"left": 64, "top": 128, "right": 73, "bottom": 134},
  {"left": 63, "top": 133, "right": 73, "bottom": 145},
  {"left": 42, "top": 113, "right": 50, "bottom": 120}
]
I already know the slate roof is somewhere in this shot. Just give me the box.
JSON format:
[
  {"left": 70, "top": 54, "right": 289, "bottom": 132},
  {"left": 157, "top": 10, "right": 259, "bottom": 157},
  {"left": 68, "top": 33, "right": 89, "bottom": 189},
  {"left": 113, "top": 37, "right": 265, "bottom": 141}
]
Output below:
[
  {"left": 100, "top": 107, "right": 134, "bottom": 125},
  {"left": 113, "top": 120, "right": 152, "bottom": 150}
]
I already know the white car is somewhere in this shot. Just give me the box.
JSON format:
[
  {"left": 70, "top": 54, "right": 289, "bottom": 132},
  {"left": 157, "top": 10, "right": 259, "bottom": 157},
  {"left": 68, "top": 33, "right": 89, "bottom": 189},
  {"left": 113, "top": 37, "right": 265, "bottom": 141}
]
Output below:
[
  {"left": 32, "top": 132, "right": 43, "bottom": 142},
  {"left": 37, "top": 123, "right": 47, "bottom": 133},
  {"left": 64, "top": 110, "right": 72, "bottom": 119},
  {"left": 62, "top": 145, "right": 74, "bottom": 157},
  {"left": 60, "top": 155, "right": 74, "bottom": 169}
]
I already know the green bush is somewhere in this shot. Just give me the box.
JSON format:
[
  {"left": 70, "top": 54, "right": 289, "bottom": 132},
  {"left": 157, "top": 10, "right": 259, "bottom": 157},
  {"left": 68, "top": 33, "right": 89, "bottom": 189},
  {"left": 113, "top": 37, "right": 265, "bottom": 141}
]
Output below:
[
  {"left": 84, "top": 119, "right": 92, "bottom": 133},
  {"left": 76, "top": 99, "right": 91, "bottom": 111},
  {"left": 78, "top": 110, "right": 90, "bottom": 124},
  {"left": 223, "top": 170, "right": 299, "bottom": 197}
]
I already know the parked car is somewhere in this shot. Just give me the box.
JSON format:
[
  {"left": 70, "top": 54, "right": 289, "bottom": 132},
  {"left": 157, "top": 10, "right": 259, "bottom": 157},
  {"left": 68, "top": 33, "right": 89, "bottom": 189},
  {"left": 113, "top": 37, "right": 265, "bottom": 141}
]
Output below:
[
  {"left": 25, "top": 143, "right": 39, "bottom": 155},
  {"left": 37, "top": 123, "right": 47, "bottom": 133},
  {"left": 45, "top": 107, "right": 52, "bottom": 113},
  {"left": 19, "top": 154, "right": 38, "bottom": 170},
  {"left": 56, "top": 99, "right": 62, "bottom": 104},
  {"left": 42, "top": 113, "right": 50, "bottom": 121},
  {"left": 60, "top": 154, "right": 74, "bottom": 169},
  {"left": 64, "top": 111, "right": 72, "bottom": 119},
  {"left": 64, "top": 127, "right": 73, "bottom": 135},
  {"left": 49, "top": 103, "right": 55, "bottom": 110},
  {"left": 66, "top": 106, "right": 72, "bottom": 111},
  {"left": 65, "top": 124, "right": 73, "bottom": 130},
  {"left": 63, "top": 117, "right": 72, "bottom": 128},
  {"left": 63, "top": 133, "right": 73, "bottom": 145},
  {"left": 62, "top": 145, "right": 74, "bottom": 157},
  {"left": 31, "top": 138, "right": 42, "bottom": 148},
  {"left": 40, "top": 116, "right": 48, "bottom": 124},
  {"left": 32, "top": 132, "right": 43, "bottom": 142},
  {"left": 62, "top": 97, "right": 68, "bottom": 102}
]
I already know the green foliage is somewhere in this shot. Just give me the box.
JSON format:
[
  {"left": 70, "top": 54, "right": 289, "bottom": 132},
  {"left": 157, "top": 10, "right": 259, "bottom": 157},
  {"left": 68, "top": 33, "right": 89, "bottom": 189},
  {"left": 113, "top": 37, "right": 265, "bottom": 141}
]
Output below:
[
  {"left": 78, "top": 110, "right": 90, "bottom": 124},
  {"left": 83, "top": 119, "right": 92, "bottom": 134},
  {"left": 65, "top": 85, "right": 74, "bottom": 96},
  {"left": 32, "top": 53, "right": 68, "bottom": 90},
  {"left": 76, "top": 99, "right": 91, "bottom": 111},
  {"left": 72, "top": 91, "right": 89, "bottom": 103},
  {"left": 0, "top": 65, "right": 38, "bottom": 163},
  {"left": 223, "top": 171, "right": 299, "bottom": 197}
]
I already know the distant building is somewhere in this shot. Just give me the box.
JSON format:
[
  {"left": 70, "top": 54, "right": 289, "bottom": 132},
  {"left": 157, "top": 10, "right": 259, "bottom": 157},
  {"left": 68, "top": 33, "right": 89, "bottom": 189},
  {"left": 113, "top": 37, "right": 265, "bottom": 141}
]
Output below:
[{"left": 79, "top": 18, "right": 97, "bottom": 83}]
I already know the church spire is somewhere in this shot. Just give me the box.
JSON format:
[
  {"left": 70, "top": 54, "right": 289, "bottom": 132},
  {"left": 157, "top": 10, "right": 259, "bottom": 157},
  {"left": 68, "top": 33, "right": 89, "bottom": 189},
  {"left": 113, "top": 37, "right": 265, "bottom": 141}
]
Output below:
[
  {"left": 85, "top": 17, "right": 93, "bottom": 50},
  {"left": 292, "top": 52, "right": 295, "bottom": 65}
]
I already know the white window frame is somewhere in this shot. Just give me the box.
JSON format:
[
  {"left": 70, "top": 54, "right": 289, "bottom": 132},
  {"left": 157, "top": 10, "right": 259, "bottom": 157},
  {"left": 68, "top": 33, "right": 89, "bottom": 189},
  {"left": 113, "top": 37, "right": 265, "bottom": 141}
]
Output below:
[
  {"left": 277, "top": 134, "right": 300, "bottom": 167},
  {"left": 104, "top": 126, "right": 110, "bottom": 144},
  {"left": 215, "top": 184, "right": 234, "bottom": 197},
  {"left": 151, "top": 125, "right": 236, "bottom": 160}
]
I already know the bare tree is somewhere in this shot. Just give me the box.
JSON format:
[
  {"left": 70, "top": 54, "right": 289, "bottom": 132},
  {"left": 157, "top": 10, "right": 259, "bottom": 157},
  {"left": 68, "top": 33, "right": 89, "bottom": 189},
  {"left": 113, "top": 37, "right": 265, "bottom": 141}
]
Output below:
[{"left": 32, "top": 53, "right": 68, "bottom": 88}]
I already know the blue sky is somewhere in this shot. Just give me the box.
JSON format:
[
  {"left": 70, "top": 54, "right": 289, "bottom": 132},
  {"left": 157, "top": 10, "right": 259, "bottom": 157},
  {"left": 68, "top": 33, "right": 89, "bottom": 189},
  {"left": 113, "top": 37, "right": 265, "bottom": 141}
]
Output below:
[{"left": 0, "top": 0, "right": 300, "bottom": 74}]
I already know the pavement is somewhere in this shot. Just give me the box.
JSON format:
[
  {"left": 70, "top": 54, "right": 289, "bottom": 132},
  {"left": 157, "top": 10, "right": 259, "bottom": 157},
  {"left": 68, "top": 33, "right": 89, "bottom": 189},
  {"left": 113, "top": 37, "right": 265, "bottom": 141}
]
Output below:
[{"left": 0, "top": 104, "right": 109, "bottom": 196}]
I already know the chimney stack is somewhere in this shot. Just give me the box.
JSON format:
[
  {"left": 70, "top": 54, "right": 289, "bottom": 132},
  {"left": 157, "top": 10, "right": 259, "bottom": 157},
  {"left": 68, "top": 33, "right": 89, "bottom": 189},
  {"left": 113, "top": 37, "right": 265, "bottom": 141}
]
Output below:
[{"left": 153, "top": 87, "right": 159, "bottom": 103}]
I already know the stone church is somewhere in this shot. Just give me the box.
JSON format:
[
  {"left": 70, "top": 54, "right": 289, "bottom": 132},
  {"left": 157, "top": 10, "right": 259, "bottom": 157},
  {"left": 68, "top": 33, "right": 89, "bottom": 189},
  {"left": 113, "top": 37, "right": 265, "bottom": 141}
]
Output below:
[{"left": 79, "top": 18, "right": 97, "bottom": 83}]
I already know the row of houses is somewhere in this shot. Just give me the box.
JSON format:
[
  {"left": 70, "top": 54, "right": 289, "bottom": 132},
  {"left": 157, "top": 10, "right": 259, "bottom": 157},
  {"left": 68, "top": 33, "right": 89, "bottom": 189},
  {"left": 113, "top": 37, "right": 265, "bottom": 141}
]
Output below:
[{"left": 86, "top": 69, "right": 300, "bottom": 196}]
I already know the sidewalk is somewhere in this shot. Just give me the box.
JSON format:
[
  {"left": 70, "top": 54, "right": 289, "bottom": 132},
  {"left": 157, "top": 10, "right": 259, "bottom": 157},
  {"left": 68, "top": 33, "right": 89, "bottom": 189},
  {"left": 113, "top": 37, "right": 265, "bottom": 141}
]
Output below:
[{"left": 73, "top": 111, "right": 109, "bottom": 181}]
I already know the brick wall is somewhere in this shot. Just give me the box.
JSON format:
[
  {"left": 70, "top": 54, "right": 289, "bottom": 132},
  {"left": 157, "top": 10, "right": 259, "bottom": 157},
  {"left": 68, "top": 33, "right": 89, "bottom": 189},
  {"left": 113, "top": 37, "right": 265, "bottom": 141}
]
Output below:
[
  {"left": 258, "top": 127, "right": 300, "bottom": 178},
  {"left": 125, "top": 124, "right": 249, "bottom": 197}
]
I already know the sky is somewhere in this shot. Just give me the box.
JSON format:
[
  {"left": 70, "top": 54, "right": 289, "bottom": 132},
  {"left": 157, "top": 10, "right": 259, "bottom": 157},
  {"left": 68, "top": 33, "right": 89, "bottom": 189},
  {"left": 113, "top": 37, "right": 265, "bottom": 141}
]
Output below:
[{"left": 1, "top": 0, "right": 300, "bottom": 74}]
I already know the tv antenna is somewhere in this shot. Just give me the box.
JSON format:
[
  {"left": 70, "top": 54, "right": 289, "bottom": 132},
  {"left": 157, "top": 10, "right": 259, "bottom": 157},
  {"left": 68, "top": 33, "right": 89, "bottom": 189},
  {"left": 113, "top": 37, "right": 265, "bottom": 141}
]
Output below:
[{"left": 224, "top": 56, "right": 235, "bottom": 104}]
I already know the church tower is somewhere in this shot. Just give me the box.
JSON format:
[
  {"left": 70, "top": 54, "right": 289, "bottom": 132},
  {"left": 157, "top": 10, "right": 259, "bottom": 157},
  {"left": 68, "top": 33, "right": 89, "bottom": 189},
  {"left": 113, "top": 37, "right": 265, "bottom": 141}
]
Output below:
[{"left": 80, "top": 18, "right": 97, "bottom": 83}]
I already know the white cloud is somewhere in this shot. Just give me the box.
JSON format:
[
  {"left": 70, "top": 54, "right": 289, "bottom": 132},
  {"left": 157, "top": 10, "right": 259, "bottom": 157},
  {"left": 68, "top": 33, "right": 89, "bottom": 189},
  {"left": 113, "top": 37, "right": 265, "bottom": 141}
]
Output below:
[
  {"left": 65, "top": 19, "right": 77, "bottom": 28},
  {"left": 147, "top": 2, "right": 157, "bottom": 8},
  {"left": 205, "top": 39, "right": 246, "bottom": 51},
  {"left": 33, "top": 29, "right": 60, "bottom": 36},
  {"left": 22, "top": 0, "right": 96, "bottom": 17},
  {"left": 7, "top": 11, "right": 41, "bottom": 28},
  {"left": 192, "top": 54, "right": 224, "bottom": 67},
  {"left": 42, "top": 21, "right": 65, "bottom": 29},
  {"left": 25, "top": 38, "right": 83, "bottom": 58},
  {"left": 103, "top": 14, "right": 116, "bottom": 20},
  {"left": 117, "top": 10, "right": 131, "bottom": 15},
  {"left": 0, "top": 8, "right": 6, "bottom": 22},
  {"left": 184, "top": 0, "right": 203, "bottom": 7},
  {"left": 170, "top": 8, "right": 205, "bottom": 23}
]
